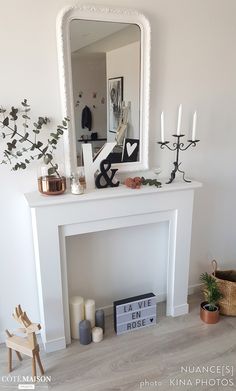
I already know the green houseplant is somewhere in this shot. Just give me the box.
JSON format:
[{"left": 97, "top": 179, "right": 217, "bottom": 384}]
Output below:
[
  {"left": 199, "top": 272, "right": 223, "bottom": 324},
  {"left": 0, "top": 99, "right": 69, "bottom": 195}
]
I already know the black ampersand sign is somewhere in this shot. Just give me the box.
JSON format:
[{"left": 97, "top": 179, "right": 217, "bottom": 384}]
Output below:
[{"left": 95, "top": 159, "right": 120, "bottom": 189}]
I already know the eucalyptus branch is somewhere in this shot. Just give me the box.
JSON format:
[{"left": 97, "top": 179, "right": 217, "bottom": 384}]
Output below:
[
  {"left": 0, "top": 123, "right": 61, "bottom": 176},
  {"left": 0, "top": 99, "right": 69, "bottom": 177}
]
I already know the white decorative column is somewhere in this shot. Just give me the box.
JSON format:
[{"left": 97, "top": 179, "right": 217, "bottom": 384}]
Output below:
[{"left": 25, "top": 181, "right": 201, "bottom": 353}]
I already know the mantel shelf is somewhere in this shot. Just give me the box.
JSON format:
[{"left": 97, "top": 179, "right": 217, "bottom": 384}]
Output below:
[{"left": 24, "top": 180, "right": 202, "bottom": 208}]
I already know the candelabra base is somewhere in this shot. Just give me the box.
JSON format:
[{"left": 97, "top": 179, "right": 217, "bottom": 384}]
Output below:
[{"left": 166, "top": 162, "right": 191, "bottom": 184}]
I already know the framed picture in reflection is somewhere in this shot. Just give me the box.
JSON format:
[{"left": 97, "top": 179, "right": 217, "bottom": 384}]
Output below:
[{"left": 108, "top": 76, "right": 123, "bottom": 133}]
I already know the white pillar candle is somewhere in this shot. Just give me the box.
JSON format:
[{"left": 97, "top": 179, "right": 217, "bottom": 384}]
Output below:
[
  {"left": 161, "top": 112, "right": 165, "bottom": 142},
  {"left": 176, "top": 104, "right": 182, "bottom": 135},
  {"left": 85, "top": 299, "right": 95, "bottom": 328},
  {"left": 192, "top": 111, "right": 197, "bottom": 141},
  {"left": 92, "top": 327, "right": 103, "bottom": 343},
  {"left": 69, "top": 296, "right": 84, "bottom": 339}
]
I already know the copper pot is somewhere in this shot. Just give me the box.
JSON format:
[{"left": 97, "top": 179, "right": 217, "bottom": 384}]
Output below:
[
  {"left": 38, "top": 175, "right": 66, "bottom": 195},
  {"left": 200, "top": 301, "right": 220, "bottom": 324}
]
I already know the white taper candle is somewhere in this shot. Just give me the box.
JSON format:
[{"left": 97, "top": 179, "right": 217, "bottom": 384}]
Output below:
[
  {"left": 161, "top": 112, "right": 165, "bottom": 142},
  {"left": 85, "top": 299, "right": 95, "bottom": 328},
  {"left": 176, "top": 104, "right": 182, "bottom": 135},
  {"left": 192, "top": 111, "right": 197, "bottom": 141}
]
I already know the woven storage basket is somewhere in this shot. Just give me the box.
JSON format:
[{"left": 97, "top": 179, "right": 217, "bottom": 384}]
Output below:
[{"left": 212, "top": 260, "right": 236, "bottom": 316}]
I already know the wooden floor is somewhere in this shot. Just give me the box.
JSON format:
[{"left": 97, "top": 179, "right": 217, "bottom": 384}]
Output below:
[{"left": 0, "top": 294, "right": 236, "bottom": 390}]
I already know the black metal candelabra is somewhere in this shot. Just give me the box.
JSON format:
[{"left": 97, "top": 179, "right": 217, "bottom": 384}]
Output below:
[{"left": 158, "top": 134, "right": 200, "bottom": 184}]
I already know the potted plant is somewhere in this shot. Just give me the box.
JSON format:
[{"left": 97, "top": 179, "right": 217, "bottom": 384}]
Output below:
[
  {"left": 0, "top": 99, "right": 69, "bottom": 195},
  {"left": 199, "top": 272, "right": 223, "bottom": 324}
]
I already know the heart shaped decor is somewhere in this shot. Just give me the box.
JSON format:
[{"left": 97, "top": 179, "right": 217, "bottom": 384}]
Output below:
[{"left": 126, "top": 142, "right": 137, "bottom": 157}]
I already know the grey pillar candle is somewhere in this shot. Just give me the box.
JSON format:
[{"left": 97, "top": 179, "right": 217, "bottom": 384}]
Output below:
[
  {"left": 79, "top": 320, "right": 92, "bottom": 345},
  {"left": 95, "top": 309, "right": 105, "bottom": 333}
]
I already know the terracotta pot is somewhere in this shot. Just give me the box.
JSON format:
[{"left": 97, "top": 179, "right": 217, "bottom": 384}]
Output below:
[
  {"left": 200, "top": 301, "right": 220, "bottom": 324},
  {"left": 38, "top": 175, "right": 66, "bottom": 195}
]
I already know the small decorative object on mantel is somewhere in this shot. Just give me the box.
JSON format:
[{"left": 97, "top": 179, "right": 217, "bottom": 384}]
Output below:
[
  {"left": 114, "top": 293, "right": 157, "bottom": 335},
  {"left": 158, "top": 105, "right": 199, "bottom": 184},
  {"left": 0, "top": 99, "right": 69, "bottom": 195},
  {"left": 125, "top": 177, "right": 142, "bottom": 189},
  {"left": 199, "top": 271, "right": 223, "bottom": 324},
  {"left": 82, "top": 142, "right": 116, "bottom": 190},
  {"left": 122, "top": 138, "right": 140, "bottom": 162},
  {"left": 141, "top": 177, "right": 162, "bottom": 188},
  {"left": 5, "top": 305, "right": 44, "bottom": 377},
  {"left": 124, "top": 177, "right": 162, "bottom": 189},
  {"left": 78, "top": 166, "right": 86, "bottom": 189},
  {"left": 38, "top": 165, "right": 66, "bottom": 195},
  {"left": 70, "top": 173, "right": 84, "bottom": 195},
  {"left": 95, "top": 159, "right": 120, "bottom": 189}
]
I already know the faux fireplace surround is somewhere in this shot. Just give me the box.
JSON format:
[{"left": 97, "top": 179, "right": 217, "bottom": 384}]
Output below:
[{"left": 25, "top": 181, "right": 201, "bottom": 353}]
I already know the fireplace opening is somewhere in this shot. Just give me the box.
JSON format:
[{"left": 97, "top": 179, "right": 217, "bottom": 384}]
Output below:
[{"left": 66, "top": 222, "right": 168, "bottom": 316}]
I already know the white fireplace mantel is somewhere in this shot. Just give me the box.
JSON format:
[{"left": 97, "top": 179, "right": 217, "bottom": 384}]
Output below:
[{"left": 25, "top": 180, "right": 201, "bottom": 353}]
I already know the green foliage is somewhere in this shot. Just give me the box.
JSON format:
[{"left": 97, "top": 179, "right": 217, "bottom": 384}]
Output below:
[
  {"left": 200, "top": 272, "right": 223, "bottom": 311},
  {"left": 0, "top": 99, "right": 69, "bottom": 177},
  {"left": 141, "top": 177, "right": 162, "bottom": 188}
]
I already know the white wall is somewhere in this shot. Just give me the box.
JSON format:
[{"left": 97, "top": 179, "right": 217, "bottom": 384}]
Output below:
[
  {"left": 66, "top": 223, "right": 168, "bottom": 307},
  {"left": 71, "top": 54, "right": 107, "bottom": 162},
  {"left": 106, "top": 41, "right": 140, "bottom": 141},
  {"left": 0, "top": 0, "right": 236, "bottom": 341}
]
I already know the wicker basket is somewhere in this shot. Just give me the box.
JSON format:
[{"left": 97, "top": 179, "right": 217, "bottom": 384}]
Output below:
[{"left": 212, "top": 260, "right": 236, "bottom": 316}]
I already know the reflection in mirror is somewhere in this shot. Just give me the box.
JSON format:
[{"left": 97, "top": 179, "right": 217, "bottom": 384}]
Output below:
[{"left": 70, "top": 20, "right": 141, "bottom": 166}]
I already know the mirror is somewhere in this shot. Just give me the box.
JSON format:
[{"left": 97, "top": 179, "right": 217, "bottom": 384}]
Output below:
[
  {"left": 57, "top": 5, "right": 150, "bottom": 175},
  {"left": 70, "top": 20, "right": 141, "bottom": 166}
]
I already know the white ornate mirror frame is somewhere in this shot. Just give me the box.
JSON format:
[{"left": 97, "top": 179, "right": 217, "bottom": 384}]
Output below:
[{"left": 57, "top": 4, "right": 151, "bottom": 175}]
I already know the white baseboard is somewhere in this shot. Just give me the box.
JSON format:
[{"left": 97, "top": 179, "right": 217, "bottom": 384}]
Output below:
[
  {"left": 166, "top": 303, "right": 189, "bottom": 317},
  {"left": 188, "top": 283, "right": 201, "bottom": 295},
  {"left": 44, "top": 337, "right": 66, "bottom": 353}
]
